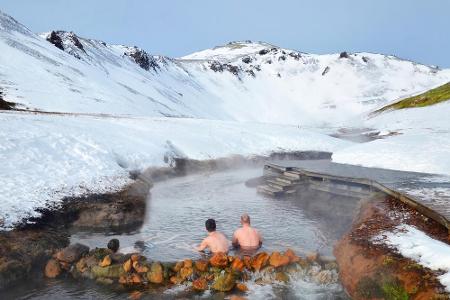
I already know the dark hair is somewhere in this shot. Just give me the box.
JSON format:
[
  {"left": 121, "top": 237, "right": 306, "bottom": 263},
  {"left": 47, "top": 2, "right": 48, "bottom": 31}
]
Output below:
[
  {"left": 107, "top": 238, "right": 120, "bottom": 253},
  {"left": 205, "top": 219, "right": 216, "bottom": 232}
]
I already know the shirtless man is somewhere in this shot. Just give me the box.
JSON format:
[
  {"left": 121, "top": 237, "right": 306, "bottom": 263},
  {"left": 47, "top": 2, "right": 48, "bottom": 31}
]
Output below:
[
  {"left": 232, "top": 214, "right": 262, "bottom": 250},
  {"left": 196, "top": 219, "right": 229, "bottom": 253}
]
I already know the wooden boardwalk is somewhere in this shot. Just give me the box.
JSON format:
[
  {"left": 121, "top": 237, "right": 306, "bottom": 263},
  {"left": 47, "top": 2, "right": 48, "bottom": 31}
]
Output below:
[{"left": 262, "top": 160, "right": 450, "bottom": 232}]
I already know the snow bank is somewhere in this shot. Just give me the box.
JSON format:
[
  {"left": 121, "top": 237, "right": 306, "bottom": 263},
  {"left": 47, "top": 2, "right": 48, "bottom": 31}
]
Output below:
[
  {"left": 373, "top": 224, "right": 450, "bottom": 291},
  {"left": 0, "top": 112, "right": 351, "bottom": 230},
  {"left": 333, "top": 101, "right": 450, "bottom": 176}
]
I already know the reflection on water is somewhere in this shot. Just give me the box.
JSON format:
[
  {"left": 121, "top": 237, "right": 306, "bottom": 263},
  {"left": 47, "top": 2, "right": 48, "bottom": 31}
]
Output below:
[{"left": 5, "top": 168, "right": 353, "bottom": 299}]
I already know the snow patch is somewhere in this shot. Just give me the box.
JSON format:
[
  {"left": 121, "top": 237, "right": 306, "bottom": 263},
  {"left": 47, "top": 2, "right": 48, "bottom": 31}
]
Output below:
[{"left": 373, "top": 224, "right": 450, "bottom": 292}]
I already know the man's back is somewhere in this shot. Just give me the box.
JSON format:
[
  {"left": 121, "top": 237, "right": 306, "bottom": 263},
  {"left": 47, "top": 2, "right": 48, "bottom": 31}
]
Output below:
[
  {"left": 233, "top": 226, "right": 261, "bottom": 249},
  {"left": 201, "top": 231, "right": 229, "bottom": 253}
]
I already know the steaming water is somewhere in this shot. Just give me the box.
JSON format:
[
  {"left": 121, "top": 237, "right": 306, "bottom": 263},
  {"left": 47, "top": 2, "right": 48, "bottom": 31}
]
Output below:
[{"left": 6, "top": 168, "right": 351, "bottom": 299}]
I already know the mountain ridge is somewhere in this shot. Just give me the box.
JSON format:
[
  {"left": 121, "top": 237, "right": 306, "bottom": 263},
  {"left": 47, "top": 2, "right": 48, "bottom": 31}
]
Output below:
[{"left": 1, "top": 10, "right": 450, "bottom": 128}]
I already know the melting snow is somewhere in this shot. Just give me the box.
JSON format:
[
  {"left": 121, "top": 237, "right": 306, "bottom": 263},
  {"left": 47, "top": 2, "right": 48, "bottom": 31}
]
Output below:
[{"left": 373, "top": 224, "right": 450, "bottom": 292}]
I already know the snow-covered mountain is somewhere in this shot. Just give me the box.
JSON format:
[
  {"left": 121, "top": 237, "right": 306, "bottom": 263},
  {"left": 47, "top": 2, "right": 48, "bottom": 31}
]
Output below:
[
  {"left": 1, "top": 10, "right": 449, "bottom": 127},
  {"left": 1, "top": 9, "right": 450, "bottom": 230}
]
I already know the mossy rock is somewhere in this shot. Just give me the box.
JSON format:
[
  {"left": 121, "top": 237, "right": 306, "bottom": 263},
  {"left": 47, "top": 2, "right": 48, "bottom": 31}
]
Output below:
[
  {"left": 382, "top": 281, "right": 409, "bottom": 300},
  {"left": 90, "top": 248, "right": 112, "bottom": 260},
  {"left": 91, "top": 264, "right": 125, "bottom": 279},
  {"left": 212, "top": 272, "right": 236, "bottom": 292}
]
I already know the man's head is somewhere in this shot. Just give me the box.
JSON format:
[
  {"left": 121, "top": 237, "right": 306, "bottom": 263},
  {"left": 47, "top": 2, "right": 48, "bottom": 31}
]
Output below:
[
  {"left": 205, "top": 218, "right": 216, "bottom": 232},
  {"left": 240, "top": 213, "right": 251, "bottom": 225}
]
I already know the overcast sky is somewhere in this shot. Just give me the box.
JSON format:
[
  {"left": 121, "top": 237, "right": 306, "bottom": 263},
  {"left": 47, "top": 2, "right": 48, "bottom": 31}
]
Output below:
[{"left": 1, "top": 0, "right": 449, "bottom": 67}]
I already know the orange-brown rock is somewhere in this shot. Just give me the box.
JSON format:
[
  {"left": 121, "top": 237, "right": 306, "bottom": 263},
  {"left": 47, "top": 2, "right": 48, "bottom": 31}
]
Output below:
[
  {"left": 44, "top": 259, "right": 61, "bottom": 278},
  {"left": 147, "top": 262, "right": 164, "bottom": 284},
  {"left": 243, "top": 256, "right": 252, "bottom": 270},
  {"left": 180, "top": 266, "right": 193, "bottom": 281},
  {"left": 285, "top": 249, "right": 301, "bottom": 263},
  {"left": 76, "top": 258, "right": 87, "bottom": 273},
  {"left": 183, "top": 259, "right": 193, "bottom": 268},
  {"left": 130, "top": 254, "right": 140, "bottom": 262},
  {"left": 119, "top": 275, "right": 127, "bottom": 284},
  {"left": 169, "top": 275, "right": 178, "bottom": 284},
  {"left": 334, "top": 197, "right": 446, "bottom": 300},
  {"left": 99, "top": 255, "right": 112, "bottom": 267},
  {"left": 59, "top": 261, "right": 71, "bottom": 271},
  {"left": 251, "top": 252, "right": 269, "bottom": 271},
  {"left": 236, "top": 282, "right": 249, "bottom": 292},
  {"left": 173, "top": 261, "right": 184, "bottom": 272},
  {"left": 192, "top": 277, "right": 208, "bottom": 291},
  {"left": 195, "top": 260, "right": 209, "bottom": 272},
  {"left": 269, "top": 251, "right": 290, "bottom": 268},
  {"left": 130, "top": 273, "right": 142, "bottom": 284},
  {"left": 123, "top": 259, "right": 132, "bottom": 272},
  {"left": 231, "top": 257, "right": 245, "bottom": 272},
  {"left": 132, "top": 261, "right": 149, "bottom": 273},
  {"left": 210, "top": 253, "right": 228, "bottom": 268}
]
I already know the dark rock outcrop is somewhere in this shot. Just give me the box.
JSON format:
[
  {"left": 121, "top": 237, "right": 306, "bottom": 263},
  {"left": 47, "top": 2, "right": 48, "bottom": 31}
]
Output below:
[
  {"left": 0, "top": 89, "right": 16, "bottom": 110},
  {"left": 339, "top": 51, "right": 349, "bottom": 59},
  {"left": 322, "top": 66, "right": 330, "bottom": 76},
  {"left": 124, "top": 46, "right": 160, "bottom": 72},
  {"left": 45, "top": 31, "right": 85, "bottom": 59}
]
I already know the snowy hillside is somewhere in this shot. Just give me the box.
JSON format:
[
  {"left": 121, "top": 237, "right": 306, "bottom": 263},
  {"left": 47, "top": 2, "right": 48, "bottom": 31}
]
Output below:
[{"left": 1, "top": 10, "right": 450, "bottom": 127}]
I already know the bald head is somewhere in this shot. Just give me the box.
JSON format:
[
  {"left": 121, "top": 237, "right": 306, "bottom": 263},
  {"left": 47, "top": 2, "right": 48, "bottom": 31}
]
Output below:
[{"left": 240, "top": 213, "right": 250, "bottom": 225}]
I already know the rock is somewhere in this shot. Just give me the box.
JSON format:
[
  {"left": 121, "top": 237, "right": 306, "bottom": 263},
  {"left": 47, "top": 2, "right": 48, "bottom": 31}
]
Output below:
[
  {"left": 132, "top": 261, "right": 149, "bottom": 273},
  {"left": 123, "top": 259, "right": 132, "bottom": 272},
  {"left": 210, "top": 253, "right": 228, "bottom": 268},
  {"left": 130, "top": 254, "right": 140, "bottom": 262},
  {"left": 173, "top": 261, "right": 184, "bottom": 272},
  {"left": 91, "top": 264, "right": 125, "bottom": 278},
  {"left": 285, "top": 249, "right": 301, "bottom": 263},
  {"left": 231, "top": 257, "right": 245, "bottom": 272},
  {"left": 195, "top": 260, "right": 209, "bottom": 272},
  {"left": 99, "top": 255, "right": 112, "bottom": 267},
  {"left": 212, "top": 272, "right": 236, "bottom": 292},
  {"left": 306, "top": 252, "right": 319, "bottom": 262},
  {"left": 180, "top": 266, "right": 193, "bottom": 281},
  {"left": 169, "top": 275, "right": 179, "bottom": 284},
  {"left": 76, "top": 258, "right": 88, "bottom": 273},
  {"left": 90, "top": 247, "right": 112, "bottom": 260},
  {"left": 251, "top": 252, "right": 269, "bottom": 271},
  {"left": 130, "top": 273, "right": 143, "bottom": 284},
  {"left": 192, "top": 277, "right": 208, "bottom": 291},
  {"left": 269, "top": 252, "right": 290, "bottom": 268},
  {"left": 44, "top": 259, "right": 61, "bottom": 278},
  {"left": 242, "top": 56, "right": 252, "bottom": 64},
  {"left": 56, "top": 243, "right": 89, "bottom": 263},
  {"left": 183, "top": 259, "right": 193, "bottom": 268},
  {"left": 259, "top": 49, "right": 269, "bottom": 55},
  {"left": 243, "top": 256, "right": 252, "bottom": 270},
  {"left": 59, "top": 261, "right": 71, "bottom": 271},
  {"left": 107, "top": 239, "right": 120, "bottom": 253},
  {"left": 147, "top": 262, "right": 164, "bottom": 284},
  {"left": 339, "top": 51, "right": 349, "bottom": 58},
  {"left": 236, "top": 282, "right": 248, "bottom": 292},
  {"left": 275, "top": 271, "right": 290, "bottom": 283}
]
